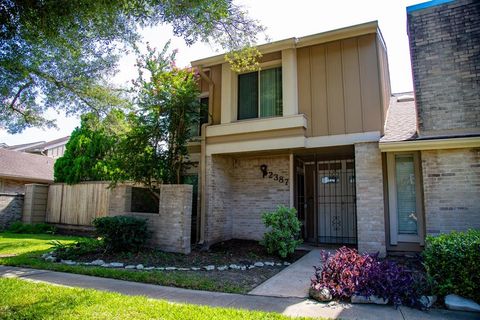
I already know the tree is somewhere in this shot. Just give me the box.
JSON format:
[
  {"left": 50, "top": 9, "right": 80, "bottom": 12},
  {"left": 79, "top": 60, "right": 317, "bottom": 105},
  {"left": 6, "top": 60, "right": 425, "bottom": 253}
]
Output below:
[
  {"left": 1, "top": 0, "right": 265, "bottom": 133},
  {"left": 114, "top": 43, "right": 201, "bottom": 188},
  {"left": 54, "top": 110, "right": 129, "bottom": 184}
]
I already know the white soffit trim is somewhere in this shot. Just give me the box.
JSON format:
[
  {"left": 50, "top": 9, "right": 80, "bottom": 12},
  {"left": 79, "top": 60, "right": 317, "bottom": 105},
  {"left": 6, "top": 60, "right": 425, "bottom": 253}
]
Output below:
[
  {"left": 379, "top": 136, "right": 480, "bottom": 152},
  {"left": 206, "top": 114, "right": 307, "bottom": 137},
  {"left": 206, "top": 136, "right": 305, "bottom": 156},
  {"left": 305, "top": 131, "right": 381, "bottom": 148}
]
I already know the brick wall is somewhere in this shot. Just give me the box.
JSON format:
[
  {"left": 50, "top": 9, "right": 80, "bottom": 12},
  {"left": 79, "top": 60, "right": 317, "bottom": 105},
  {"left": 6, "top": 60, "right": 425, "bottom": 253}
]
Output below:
[
  {"left": 407, "top": 0, "right": 480, "bottom": 136},
  {"left": 204, "top": 155, "right": 234, "bottom": 243},
  {"left": 355, "top": 142, "right": 386, "bottom": 257},
  {"left": 108, "top": 184, "right": 193, "bottom": 254},
  {"left": 0, "top": 193, "right": 24, "bottom": 230},
  {"left": 230, "top": 156, "right": 290, "bottom": 240},
  {"left": 421, "top": 148, "right": 480, "bottom": 234}
]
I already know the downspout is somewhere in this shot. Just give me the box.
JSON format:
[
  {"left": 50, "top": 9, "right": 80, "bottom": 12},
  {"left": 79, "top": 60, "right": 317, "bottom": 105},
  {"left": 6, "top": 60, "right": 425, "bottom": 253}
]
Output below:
[{"left": 197, "top": 67, "right": 213, "bottom": 245}]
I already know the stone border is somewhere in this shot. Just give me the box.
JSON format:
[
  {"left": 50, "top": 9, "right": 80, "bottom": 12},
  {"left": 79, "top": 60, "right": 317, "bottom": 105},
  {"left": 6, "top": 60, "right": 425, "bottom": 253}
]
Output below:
[{"left": 42, "top": 253, "right": 291, "bottom": 271}]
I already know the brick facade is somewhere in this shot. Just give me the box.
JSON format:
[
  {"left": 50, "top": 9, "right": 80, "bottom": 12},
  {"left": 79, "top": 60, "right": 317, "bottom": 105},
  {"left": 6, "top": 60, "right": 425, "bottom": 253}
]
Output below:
[
  {"left": 109, "top": 184, "right": 193, "bottom": 254},
  {"left": 205, "top": 154, "right": 290, "bottom": 244},
  {"left": 407, "top": 0, "right": 480, "bottom": 136},
  {"left": 355, "top": 142, "right": 386, "bottom": 257},
  {"left": 231, "top": 156, "right": 290, "bottom": 240},
  {"left": 421, "top": 148, "right": 480, "bottom": 235},
  {"left": 0, "top": 193, "right": 24, "bottom": 230}
]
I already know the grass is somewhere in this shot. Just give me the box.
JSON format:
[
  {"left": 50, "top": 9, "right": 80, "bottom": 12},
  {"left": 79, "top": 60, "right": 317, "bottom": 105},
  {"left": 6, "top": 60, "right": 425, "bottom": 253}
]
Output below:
[
  {"left": 0, "top": 233, "right": 245, "bottom": 293},
  {"left": 0, "top": 233, "right": 80, "bottom": 255},
  {"left": 0, "top": 278, "right": 314, "bottom": 320}
]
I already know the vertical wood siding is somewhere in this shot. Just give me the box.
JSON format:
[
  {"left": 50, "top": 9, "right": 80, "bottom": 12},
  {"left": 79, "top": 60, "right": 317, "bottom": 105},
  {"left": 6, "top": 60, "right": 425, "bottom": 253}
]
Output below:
[{"left": 297, "top": 33, "right": 385, "bottom": 137}]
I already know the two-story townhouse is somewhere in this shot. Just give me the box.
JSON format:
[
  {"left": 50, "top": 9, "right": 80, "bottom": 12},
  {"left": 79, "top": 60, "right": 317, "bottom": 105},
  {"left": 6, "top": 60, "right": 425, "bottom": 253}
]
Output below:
[{"left": 186, "top": 0, "right": 479, "bottom": 256}]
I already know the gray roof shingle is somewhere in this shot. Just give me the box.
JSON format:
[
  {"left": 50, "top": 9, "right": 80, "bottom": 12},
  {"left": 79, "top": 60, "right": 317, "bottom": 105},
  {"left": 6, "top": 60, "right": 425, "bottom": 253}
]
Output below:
[
  {"left": 0, "top": 148, "right": 54, "bottom": 182},
  {"left": 381, "top": 93, "right": 418, "bottom": 143}
]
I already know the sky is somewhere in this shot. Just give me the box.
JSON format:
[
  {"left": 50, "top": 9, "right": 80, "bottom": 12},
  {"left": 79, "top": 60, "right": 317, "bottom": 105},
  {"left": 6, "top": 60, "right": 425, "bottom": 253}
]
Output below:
[{"left": 1, "top": 0, "right": 424, "bottom": 146}]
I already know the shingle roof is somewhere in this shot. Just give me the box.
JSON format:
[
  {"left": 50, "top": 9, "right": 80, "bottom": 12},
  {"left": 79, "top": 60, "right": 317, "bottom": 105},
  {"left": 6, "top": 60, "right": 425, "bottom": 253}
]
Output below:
[
  {"left": 380, "top": 93, "right": 418, "bottom": 143},
  {"left": 4, "top": 136, "right": 69, "bottom": 154},
  {"left": 0, "top": 149, "right": 54, "bottom": 182}
]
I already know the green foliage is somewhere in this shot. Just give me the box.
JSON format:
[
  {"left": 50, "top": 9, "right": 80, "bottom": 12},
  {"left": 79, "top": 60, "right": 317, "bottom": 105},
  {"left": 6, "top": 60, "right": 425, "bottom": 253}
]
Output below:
[
  {"left": 1, "top": 0, "right": 265, "bottom": 133},
  {"left": 115, "top": 43, "right": 202, "bottom": 186},
  {"left": 50, "top": 238, "right": 105, "bottom": 260},
  {"left": 6, "top": 222, "right": 56, "bottom": 235},
  {"left": 92, "top": 216, "right": 150, "bottom": 252},
  {"left": 260, "top": 205, "right": 303, "bottom": 258},
  {"left": 422, "top": 229, "right": 480, "bottom": 302},
  {"left": 54, "top": 110, "right": 129, "bottom": 183}
]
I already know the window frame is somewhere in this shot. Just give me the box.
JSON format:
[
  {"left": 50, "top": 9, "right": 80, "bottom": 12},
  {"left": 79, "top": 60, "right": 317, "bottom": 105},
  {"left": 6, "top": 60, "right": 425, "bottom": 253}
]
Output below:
[
  {"left": 386, "top": 151, "right": 425, "bottom": 245},
  {"left": 236, "top": 62, "right": 283, "bottom": 121}
]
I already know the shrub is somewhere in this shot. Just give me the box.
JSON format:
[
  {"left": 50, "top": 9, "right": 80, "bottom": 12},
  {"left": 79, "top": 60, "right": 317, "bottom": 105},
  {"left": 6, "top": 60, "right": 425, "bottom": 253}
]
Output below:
[
  {"left": 260, "top": 205, "right": 302, "bottom": 258},
  {"left": 7, "top": 222, "right": 56, "bottom": 234},
  {"left": 92, "top": 216, "right": 150, "bottom": 252},
  {"left": 50, "top": 238, "right": 104, "bottom": 260},
  {"left": 311, "top": 247, "right": 423, "bottom": 308},
  {"left": 423, "top": 229, "right": 480, "bottom": 302}
]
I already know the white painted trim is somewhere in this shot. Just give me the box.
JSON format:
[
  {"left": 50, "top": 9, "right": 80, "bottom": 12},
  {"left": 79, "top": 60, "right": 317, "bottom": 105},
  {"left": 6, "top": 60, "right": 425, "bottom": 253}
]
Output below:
[
  {"left": 282, "top": 49, "right": 298, "bottom": 116},
  {"left": 220, "top": 63, "right": 233, "bottom": 124},
  {"left": 206, "top": 136, "right": 305, "bottom": 156},
  {"left": 305, "top": 131, "right": 380, "bottom": 148},
  {"left": 379, "top": 136, "right": 480, "bottom": 152},
  {"left": 206, "top": 114, "right": 307, "bottom": 137}
]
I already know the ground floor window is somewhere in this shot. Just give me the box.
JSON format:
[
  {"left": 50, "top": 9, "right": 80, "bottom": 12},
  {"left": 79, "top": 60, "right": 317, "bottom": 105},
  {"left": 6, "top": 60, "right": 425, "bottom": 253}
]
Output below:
[{"left": 387, "top": 152, "right": 424, "bottom": 245}]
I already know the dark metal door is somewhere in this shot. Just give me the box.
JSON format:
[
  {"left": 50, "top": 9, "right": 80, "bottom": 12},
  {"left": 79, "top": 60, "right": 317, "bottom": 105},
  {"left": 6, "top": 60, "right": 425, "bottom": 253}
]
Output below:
[{"left": 317, "top": 159, "right": 357, "bottom": 244}]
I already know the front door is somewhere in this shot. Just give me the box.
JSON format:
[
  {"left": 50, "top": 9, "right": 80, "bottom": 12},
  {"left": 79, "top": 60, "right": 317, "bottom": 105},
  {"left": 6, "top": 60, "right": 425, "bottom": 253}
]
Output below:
[
  {"left": 298, "top": 157, "right": 357, "bottom": 245},
  {"left": 317, "top": 159, "right": 357, "bottom": 244}
]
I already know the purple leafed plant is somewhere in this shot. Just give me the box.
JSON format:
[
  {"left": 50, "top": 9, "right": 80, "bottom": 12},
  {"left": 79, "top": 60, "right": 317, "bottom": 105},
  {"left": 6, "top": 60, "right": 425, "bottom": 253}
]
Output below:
[{"left": 311, "top": 246, "right": 424, "bottom": 308}]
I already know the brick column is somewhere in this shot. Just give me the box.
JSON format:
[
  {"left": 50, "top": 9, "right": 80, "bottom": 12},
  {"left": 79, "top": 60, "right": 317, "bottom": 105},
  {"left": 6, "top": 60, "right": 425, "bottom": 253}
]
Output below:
[{"left": 355, "top": 142, "right": 386, "bottom": 257}]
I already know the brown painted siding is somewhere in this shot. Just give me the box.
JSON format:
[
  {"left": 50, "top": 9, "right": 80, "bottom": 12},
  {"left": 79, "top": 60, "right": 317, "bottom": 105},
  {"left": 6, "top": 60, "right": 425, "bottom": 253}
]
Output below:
[
  {"left": 210, "top": 64, "right": 222, "bottom": 125},
  {"left": 376, "top": 34, "right": 391, "bottom": 124},
  {"left": 297, "top": 34, "right": 384, "bottom": 137}
]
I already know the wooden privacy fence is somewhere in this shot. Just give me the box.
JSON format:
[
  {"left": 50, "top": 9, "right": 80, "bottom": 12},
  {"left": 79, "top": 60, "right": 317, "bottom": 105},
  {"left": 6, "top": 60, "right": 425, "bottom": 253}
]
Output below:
[{"left": 46, "top": 182, "right": 110, "bottom": 225}]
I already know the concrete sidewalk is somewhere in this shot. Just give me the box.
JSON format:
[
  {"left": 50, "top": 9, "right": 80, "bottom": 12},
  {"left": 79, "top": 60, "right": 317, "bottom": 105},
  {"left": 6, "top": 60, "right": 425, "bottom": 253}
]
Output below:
[
  {"left": 249, "top": 249, "right": 323, "bottom": 298},
  {"left": 0, "top": 266, "right": 477, "bottom": 320}
]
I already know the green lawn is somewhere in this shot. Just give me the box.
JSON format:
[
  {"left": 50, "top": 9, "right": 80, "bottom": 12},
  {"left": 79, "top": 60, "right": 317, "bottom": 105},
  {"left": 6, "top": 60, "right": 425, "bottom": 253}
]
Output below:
[
  {"left": 0, "top": 278, "right": 311, "bottom": 320},
  {"left": 0, "top": 233, "right": 244, "bottom": 293},
  {"left": 0, "top": 233, "right": 80, "bottom": 255}
]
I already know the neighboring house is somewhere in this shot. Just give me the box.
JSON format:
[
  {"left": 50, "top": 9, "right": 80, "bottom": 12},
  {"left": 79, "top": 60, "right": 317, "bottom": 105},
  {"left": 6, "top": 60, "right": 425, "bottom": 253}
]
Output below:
[
  {"left": 0, "top": 149, "right": 54, "bottom": 194},
  {"left": 2, "top": 136, "right": 69, "bottom": 159},
  {"left": 187, "top": 0, "right": 479, "bottom": 256}
]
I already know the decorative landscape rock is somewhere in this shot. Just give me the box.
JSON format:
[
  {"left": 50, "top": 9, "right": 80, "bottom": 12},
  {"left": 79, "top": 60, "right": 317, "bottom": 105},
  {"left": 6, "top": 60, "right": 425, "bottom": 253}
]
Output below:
[
  {"left": 248, "top": 265, "right": 255, "bottom": 269},
  {"left": 156, "top": 267, "right": 165, "bottom": 271},
  {"left": 445, "top": 294, "right": 480, "bottom": 313},
  {"left": 144, "top": 267, "right": 155, "bottom": 270},
  {"left": 136, "top": 264, "right": 144, "bottom": 270},
  {"left": 254, "top": 262, "right": 264, "bottom": 267},
  {"left": 190, "top": 267, "right": 200, "bottom": 271},
  {"left": 125, "top": 265, "right": 136, "bottom": 269},
  {"left": 217, "top": 266, "right": 228, "bottom": 271},
  {"left": 177, "top": 267, "right": 189, "bottom": 271},
  {"left": 351, "top": 294, "right": 388, "bottom": 305},
  {"left": 44, "top": 256, "right": 56, "bottom": 262},
  {"left": 309, "top": 287, "right": 332, "bottom": 302},
  {"left": 283, "top": 262, "right": 291, "bottom": 266},
  {"left": 264, "top": 262, "right": 275, "bottom": 266},
  {"left": 419, "top": 295, "right": 437, "bottom": 308},
  {"left": 204, "top": 265, "right": 215, "bottom": 271},
  {"left": 91, "top": 259, "right": 105, "bottom": 266},
  {"left": 109, "top": 262, "right": 124, "bottom": 268},
  {"left": 61, "top": 260, "right": 77, "bottom": 266}
]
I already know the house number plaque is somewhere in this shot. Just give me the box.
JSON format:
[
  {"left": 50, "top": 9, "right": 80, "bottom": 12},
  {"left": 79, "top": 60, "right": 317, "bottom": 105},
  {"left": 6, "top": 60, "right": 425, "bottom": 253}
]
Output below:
[{"left": 260, "top": 164, "right": 289, "bottom": 186}]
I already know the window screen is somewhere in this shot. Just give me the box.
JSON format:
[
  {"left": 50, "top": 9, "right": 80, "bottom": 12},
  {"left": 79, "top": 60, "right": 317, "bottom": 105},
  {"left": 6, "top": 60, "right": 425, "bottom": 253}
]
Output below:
[{"left": 395, "top": 155, "right": 418, "bottom": 235}]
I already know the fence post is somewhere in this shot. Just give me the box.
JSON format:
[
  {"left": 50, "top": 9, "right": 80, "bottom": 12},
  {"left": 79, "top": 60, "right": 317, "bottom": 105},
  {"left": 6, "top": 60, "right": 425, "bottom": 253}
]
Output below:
[{"left": 23, "top": 184, "right": 49, "bottom": 224}]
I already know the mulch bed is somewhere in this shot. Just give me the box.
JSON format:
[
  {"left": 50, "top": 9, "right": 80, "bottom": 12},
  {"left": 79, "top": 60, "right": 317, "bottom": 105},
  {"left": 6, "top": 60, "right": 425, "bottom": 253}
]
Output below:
[{"left": 68, "top": 239, "right": 308, "bottom": 293}]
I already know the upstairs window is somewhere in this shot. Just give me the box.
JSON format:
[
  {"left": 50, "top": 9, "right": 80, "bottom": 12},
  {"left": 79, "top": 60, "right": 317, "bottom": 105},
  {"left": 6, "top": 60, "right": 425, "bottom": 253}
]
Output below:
[{"left": 238, "top": 67, "right": 282, "bottom": 120}]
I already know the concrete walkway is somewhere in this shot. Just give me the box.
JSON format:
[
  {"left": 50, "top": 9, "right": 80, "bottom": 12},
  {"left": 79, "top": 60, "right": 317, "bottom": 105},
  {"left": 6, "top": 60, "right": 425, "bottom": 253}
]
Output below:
[
  {"left": 249, "top": 249, "right": 323, "bottom": 298},
  {"left": 1, "top": 266, "right": 477, "bottom": 320}
]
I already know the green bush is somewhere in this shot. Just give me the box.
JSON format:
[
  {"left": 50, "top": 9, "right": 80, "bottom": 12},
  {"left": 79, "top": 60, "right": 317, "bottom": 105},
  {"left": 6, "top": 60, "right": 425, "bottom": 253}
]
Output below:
[
  {"left": 50, "top": 238, "right": 104, "bottom": 260},
  {"left": 92, "top": 216, "right": 150, "bottom": 252},
  {"left": 7, "top": 222, "right": 56, "bottom": 234},
  {"left": 422, "top": 229, "right": 480, "bottom": 302},
  {"left": 260, "top": 205, "right": 303, "bottom": 258}
]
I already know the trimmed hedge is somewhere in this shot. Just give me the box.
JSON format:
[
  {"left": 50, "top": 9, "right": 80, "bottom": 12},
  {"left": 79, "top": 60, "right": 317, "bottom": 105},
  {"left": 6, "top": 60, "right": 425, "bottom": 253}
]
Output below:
[
  {"left": 92, "top": 216, "right": 150, "bottom": 252},
  {"left": 423, "top": 229, "right": 480, "bottom": 302},
  {"left": 7, "top": 222, "right": 56, "bottom": 234}
]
